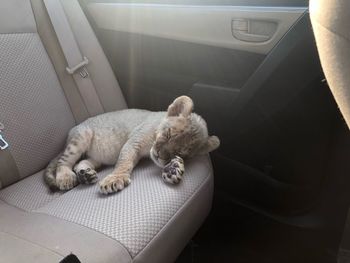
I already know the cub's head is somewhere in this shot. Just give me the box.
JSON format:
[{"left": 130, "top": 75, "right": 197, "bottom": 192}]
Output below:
[{"left": 150, "top": 96, "right": 220, "bottom": 167}]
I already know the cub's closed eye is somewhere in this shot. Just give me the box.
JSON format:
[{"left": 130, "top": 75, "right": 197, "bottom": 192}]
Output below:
[{"left": 165, "top": 129, "right": 171, "bottom": 139}]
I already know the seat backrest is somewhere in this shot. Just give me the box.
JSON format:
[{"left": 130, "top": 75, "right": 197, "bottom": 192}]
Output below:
[
  {"left": 310, "top": 0, "right": 350, "bottom": 128},
  {"left": 0, "top": 0, "right": 76, "bottom": 187},
  {"left": 0, "top": 0, "right": 126, "bottom": 187}
]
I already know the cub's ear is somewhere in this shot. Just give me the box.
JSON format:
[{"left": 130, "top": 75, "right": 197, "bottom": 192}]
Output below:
[
  {"left": 167, "top": 96, "right": 194, "bottom": 117},
  {"left": 198, "top": 136, "right": 220, "bottom": 155}
]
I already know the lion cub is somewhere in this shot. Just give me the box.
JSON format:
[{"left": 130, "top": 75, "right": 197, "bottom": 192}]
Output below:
[{"left": 44, "top": 96, "right": 220, "bottom": 194}]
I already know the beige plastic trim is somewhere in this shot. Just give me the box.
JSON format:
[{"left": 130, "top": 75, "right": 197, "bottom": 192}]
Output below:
[{"left": 87, "top": 3, "right": 306, "bottom": 54}]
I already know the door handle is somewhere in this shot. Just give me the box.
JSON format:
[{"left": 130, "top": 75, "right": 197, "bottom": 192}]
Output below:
[
  {"left": 233, "top": 30, "right": 270, "bottom": 42},
  {"left": 232, "top": 19, "right": 274, "bottom": 43}
]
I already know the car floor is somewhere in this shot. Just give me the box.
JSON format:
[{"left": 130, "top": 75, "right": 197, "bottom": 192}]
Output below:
[
  {"left": 176, "top": 193, "right": 338, "bottom": 263},
  {"left": 338, "top": 210, "right": 350, "bottom": 263}
]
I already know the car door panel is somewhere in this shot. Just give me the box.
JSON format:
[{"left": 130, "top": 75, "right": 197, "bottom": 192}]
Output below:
[
  {"left": 87, "top": 3, "right": 305, "bottom": 54},
  {"left": 93, "top": 29, "right": 264, "bottom": 110},
  {"left": 81, "top": 0, "right": 339, "bottom": 221}
]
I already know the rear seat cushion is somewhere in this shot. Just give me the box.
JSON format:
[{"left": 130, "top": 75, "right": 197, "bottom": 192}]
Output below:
[
  {"left": 0, "top": 155, "right": 213, "bottom": 261},
  {"left": 0, "top": 169, "right": 62, "bottom": 211}
]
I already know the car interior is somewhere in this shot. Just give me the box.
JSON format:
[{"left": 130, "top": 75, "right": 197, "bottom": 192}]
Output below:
[{"left": 1, "top": 0, "right": 350, "bottom": 262}]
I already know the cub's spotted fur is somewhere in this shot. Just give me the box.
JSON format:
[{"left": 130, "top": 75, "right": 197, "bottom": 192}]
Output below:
[{"left": 44, "top": 96, "right": 220, "bottom": 194}]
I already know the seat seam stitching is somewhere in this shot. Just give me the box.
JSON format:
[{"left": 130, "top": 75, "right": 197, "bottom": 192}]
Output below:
[
  {"left": 0, "top": 32, "right": 37, "bottom": 35},
  {"left": 0, "top": 199, "right": 132, "bottom": 260},
  {"left": 32, "top": 209, "right": 133, "bottom": 259},
  {"left": 0, "top": 229, "right": 65, "bottom": 258},
  {"left": 0, "top": 198, "right": 29, "bottom": 212},
  {"left": 313, "top": 19, "right": 350, "bottom": 43}
]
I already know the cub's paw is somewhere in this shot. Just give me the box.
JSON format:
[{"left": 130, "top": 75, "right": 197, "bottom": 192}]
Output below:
[
  {"left": 162, "top": 156, "right": 185, "bottom": 184},
  {"left": 99, "top": 174, "right": 131, "bottom": 194},
  {"left": 56, "top": 167, "right": 78, "bottom": 190},
  {"left": 74, "top": 167, "right": 98, "bottom": 184}
]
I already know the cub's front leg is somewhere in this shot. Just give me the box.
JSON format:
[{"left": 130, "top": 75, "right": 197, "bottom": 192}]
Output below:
[{"left": 99, "top": 134, "right": 151, "bottom": 194}]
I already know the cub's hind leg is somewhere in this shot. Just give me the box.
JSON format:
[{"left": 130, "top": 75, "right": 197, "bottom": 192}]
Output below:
[
  {"left": 74, "top": 158, "right": 101, "bottom": 184},
  {"left": 56, "top": 129, "right": 93, "bottom": 190}
]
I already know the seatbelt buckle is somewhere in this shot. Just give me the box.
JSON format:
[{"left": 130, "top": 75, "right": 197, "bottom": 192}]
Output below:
[
  {"left": 0, "top": 134, "right": 9, "bottom": 150},
  {"left": 66, "top": 56, "right": 89, "bottom": 78}
]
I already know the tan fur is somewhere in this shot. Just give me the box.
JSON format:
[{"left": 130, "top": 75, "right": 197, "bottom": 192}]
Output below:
[{"left": 44, "top": 96, "right": 220, "bottom": 194}]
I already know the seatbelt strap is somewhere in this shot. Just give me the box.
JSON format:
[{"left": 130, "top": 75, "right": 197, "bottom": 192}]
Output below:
[
  {"left": 43, "top": 0, "right": 104, "bottom": 117},
  {"left": 59, "top": 0, "right": 128, "bottom": 112},
  {"left": 31, "top": 0, "right": 90, "bottom": 123},
  {"left": 0, "top": 122, "right": 20, "bottom": 189}
]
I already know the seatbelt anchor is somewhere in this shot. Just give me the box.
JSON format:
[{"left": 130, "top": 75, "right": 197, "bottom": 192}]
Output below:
[
  {"left": 0, "top": 134, "right": 9, "bottom": 150},
  {"left": 0, "top": 122, "right": 9, "bottom": 150},
  {"left": 66, "top": 56, "right": 89, "bottom": 78}
]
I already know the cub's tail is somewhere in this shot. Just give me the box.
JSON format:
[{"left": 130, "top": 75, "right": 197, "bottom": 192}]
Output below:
[{"left": 44, "top": 154, "right": 60, "bottom": 192}]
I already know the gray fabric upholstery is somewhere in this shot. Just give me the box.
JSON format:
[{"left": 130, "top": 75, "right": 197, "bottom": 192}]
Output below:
[
  {"left": 0, "top": 155, "right": 213, "bottom": 261},
  {"left": 0, "top": 156, "right": 213, "bottom": 262},
  {"left": 310, "top": 0, "right": 350, "bottom": 128},
  {"left": 36, "top": 156, "right": 212, "bottom": 258},
  {"left": 0, "top": 170, "right": 62, "bottom": 211},
  {"left": 0, "top": 33, "right": 75, "bottom": 182}
]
